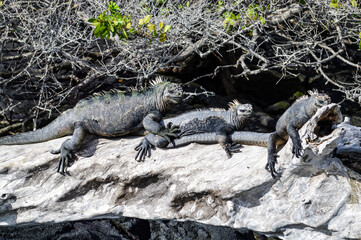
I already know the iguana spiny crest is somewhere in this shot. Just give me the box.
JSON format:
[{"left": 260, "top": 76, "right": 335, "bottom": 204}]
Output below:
[
  {"left": 76, "top": 76, "right": 183, "bottom": 113},
  {"left": 294, "top": 89, "right": 331, "bottom": 112}
]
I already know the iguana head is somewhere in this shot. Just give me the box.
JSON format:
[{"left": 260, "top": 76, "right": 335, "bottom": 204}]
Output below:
[
  {"left": 308, "top": 89, "right": 331, "bottom": 108},
  {"left": 152, "top": 77, "right": 183, "bottom": 112},
  {"left": 229, "top": 100, "right": 253, "bottom": 129},
  {"left": 162, "top": 83, "right": 183, "bottom": 104}
]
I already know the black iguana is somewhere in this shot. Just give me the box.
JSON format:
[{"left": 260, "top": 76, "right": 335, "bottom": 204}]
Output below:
[
  {"left": 266, "top": 89, "right": 331, "bottom": 178},
  {"left": 0, "top": 77, "right": 183, "bottom": 173},
  {"left": 134, "top": 100, "right": 254, "bottom": 161}
]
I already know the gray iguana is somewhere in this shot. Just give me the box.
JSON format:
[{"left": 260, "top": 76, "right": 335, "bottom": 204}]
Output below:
[
  {"left": 134, "top": 100, "right": 254, "bottom": 161},
  {"left": 266, "top": 90, "right": 331, "bottom": 178},
  {"left": 0, "top": 77, "right": 183, "bottom": 173}
]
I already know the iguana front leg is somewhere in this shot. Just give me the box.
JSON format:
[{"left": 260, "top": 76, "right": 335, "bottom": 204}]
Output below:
[
  {"left": 51, "top": 123, "right": 87, "bottom": 174},
  {"left": 143, "top": 111, "right": 179, "bottom": 142},
  {"left": 266, "top": 132, "right": 279, "bottom": 178},
  {"left": 287, "top": 117, "right": 308, "bottom": 158}
]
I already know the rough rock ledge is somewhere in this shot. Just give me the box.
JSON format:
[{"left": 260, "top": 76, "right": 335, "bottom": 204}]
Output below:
[{"left": 0, "top": 104, "right": 361, "bottom": 240}]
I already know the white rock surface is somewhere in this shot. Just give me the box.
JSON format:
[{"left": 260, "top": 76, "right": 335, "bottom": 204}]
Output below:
[{"left": 0, "top": 104, "right": 360, "bottom": 240}]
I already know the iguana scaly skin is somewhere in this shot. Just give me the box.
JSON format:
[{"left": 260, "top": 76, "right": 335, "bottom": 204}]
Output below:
[
  {"left": 0, "top": 77, "right": 183, "bottom": 173},
  {"left": 266, "top": 90, "right": 331, "bottom": 178},
  {"left": 134, "top": 101, "right": 253, "bottom": 161},
  {"left": 169, "top": 131, "right": 270, "bottom": 147}
]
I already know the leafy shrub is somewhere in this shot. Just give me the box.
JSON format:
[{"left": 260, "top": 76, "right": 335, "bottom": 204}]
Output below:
[
  {"left": 221, "top": 3, "right": 266, "bottom": 33},
  {"left": 88, "top": 1, "right": 171, "bottom": 43}
]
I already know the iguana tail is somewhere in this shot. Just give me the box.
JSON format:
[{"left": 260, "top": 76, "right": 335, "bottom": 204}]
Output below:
[
  {"left": 0, "top": 117, "right": 73, "bottom": 145},
  {"left": 230, "top": 131, "right": 270, "bottom": 147},
  {"left": 168, "top": 131, "right": 270, "bottom": 148}
]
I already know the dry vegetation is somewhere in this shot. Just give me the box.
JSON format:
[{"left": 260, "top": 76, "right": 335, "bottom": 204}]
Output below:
[{"left": 0, "top": 0, "right": 360, "bottom": 132}]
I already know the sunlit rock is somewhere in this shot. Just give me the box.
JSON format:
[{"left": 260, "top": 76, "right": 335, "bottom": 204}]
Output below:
[{"left": 0, "top": 104, "right": 360, "bottom": 239}]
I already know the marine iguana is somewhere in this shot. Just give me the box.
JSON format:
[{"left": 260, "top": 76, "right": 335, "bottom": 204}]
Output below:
[
  {"left": 134, "top": 101, "right": 254, "bottom": 161},
  {"left": 0, "top": 77, "right": 183, "bottom": 173},
  {"left": 266, "top": 90, "right": 331, "bottom": 178}
]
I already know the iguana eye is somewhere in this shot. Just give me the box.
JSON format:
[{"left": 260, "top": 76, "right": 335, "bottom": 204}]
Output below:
[{"left": 237, "top": 108, "right": 247, "bottom": 115}]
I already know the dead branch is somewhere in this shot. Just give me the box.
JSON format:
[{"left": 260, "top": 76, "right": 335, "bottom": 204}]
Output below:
[{"left": 1, "top": 0, "right": 361, "bottom": 127}]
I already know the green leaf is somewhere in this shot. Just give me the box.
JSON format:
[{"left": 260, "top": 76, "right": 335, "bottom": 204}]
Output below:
[
  {"left": 100, "top": 28, "right": 109, "bottom": 38},
  {"left": 298, "top": 0, "right": 306, "bottom": 5},
  {"left": 94, "top": 26, "right": 100, "bottom": 36},
  {"left": 159, "top": 32, "right": 166, "bottom": 42},
  {"left": 108, "top": 1, "right": 119, "bottom": 12},
  {"left": 350, "top": 0, "right": 357, "bottom": 7},
  {"left": 98, "top": 12, "right": 106, "bottom": 21},
  {"left": 123, "top": 29, "right": 128, "bottom": 39},
  {"left": 329, "top": 2, "right": 338, "bottom": 8},
  {"left": 247, "top": 8, "right": 256, "bottom": 19},
  {"left": 329, "top": 0, "right": 340, "bottom": 8},
  {"left": 143, "top": 15, "right": 151, "bottom": 24},
  {"left": 88, "top": 18, "right": 97, "bottom": 23},
  {"left": 129, "top": 28, "right": 137, "bottom": 34},
  {"left": 0, "top": 1, "right": 3, "bottom": 7},
  {"left": 359, "top": 41, "right": 361, "bottom": 50},
  {"left": 186, "top": 1, "right": 190, "bottom": 7},
  {"left": 164, "top": 25, "right": 171, "bottom": 32},
  {"left": 148, "top": 23, "right": 155, "bottom": 32},
  {"left": 359, "top": 32, "right": 361, "bottom": 39},
  {"left": 139, "top": 19, "right": 144, "bottom": 26},
  {"left": 109, "top": 23, "right": 114, "bottom": 32},
  {"left": 159, "top": 22, "right": 163, "bottom": 29},
  {"left": 126, "top": 22, "right": 132, "bottom": 29},
  {"left": 259, "top": 16, "right": 266, "bottom": 24},
  {"left": 228, "top": 19, "right": 235, "bottom": 26}
]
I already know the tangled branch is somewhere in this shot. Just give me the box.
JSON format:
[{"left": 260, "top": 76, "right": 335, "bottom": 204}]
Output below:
[{"left": 0, "top": 0, "right": 360, "bottom": 130}]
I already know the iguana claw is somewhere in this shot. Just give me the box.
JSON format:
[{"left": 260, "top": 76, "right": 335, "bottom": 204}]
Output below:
[
  {"left": 265, "top": 153, "right": 279, "bottom": 178},
  {"left": 292, "top": 141, "right": 303, "bottom": 158},
  {"left": 134, "top": 138, "right": 154, "bottom": 162},
  {"left": 51, "top": 139, "right": 73, "bottom": 174},
  {"left": 157, "top": 122, "right": 180, "bottom": 143},
  {"left": 222, "top": 142, "right": 242, "bottom": 158}
]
